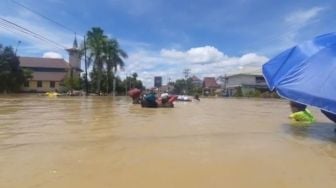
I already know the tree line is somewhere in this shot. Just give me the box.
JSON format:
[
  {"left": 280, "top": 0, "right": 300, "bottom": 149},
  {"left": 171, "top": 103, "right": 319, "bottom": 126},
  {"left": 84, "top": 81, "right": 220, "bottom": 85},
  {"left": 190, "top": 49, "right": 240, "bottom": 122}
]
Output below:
[{"left": 171, "top": 78, "right": 202, "bottom": 95}]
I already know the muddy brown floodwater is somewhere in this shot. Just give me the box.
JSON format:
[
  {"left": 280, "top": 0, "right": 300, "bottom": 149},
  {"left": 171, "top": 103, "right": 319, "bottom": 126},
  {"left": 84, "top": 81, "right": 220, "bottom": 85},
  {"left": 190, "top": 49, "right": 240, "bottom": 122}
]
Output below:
[{"left": 1, "top": 95, "right": 336, "bottom": 188}]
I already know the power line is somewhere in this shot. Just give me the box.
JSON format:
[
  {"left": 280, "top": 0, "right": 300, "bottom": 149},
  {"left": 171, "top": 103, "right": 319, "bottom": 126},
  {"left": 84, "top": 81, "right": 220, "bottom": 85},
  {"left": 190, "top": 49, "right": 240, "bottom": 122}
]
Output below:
[
  {"left": 10, "top": 0, "right": 76, "bottom": 35},
  {"left": 0, "top": 17, "right": 66, "bottom": 50},
  {"left": 0, "top": 18, "right": 66, "bottom": 49}
]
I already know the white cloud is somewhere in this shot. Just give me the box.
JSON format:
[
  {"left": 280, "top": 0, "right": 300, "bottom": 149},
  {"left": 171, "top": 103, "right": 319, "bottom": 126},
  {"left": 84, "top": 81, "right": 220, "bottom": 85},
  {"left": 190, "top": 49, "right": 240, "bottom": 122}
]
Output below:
[
  {"left": 42, "top": 51, "right": 63, "bottom": 59},
  {"left": 258, "top": 6, "right": 326, "bottom": 56},
  {"left": 285, "top": 7, "right": 324, "bottom": 26},
  {"left": 161, "top": 46, "right": 225, "bottom": 64},
  {"left": 125, "top": 46, "right": 268, "bottom": 87},
  {"left": 283, "top": 7, "right": 325, "bottom": 45},
  {"left": 239, "top": 53, "right": 269, "bottom": 65}
]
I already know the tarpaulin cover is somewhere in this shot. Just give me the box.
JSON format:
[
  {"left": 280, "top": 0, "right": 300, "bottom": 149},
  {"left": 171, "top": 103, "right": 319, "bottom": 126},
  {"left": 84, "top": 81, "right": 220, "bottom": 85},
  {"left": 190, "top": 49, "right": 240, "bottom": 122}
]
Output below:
[{"left": 262, "top": 32, "right": 336, "bottom": 114}]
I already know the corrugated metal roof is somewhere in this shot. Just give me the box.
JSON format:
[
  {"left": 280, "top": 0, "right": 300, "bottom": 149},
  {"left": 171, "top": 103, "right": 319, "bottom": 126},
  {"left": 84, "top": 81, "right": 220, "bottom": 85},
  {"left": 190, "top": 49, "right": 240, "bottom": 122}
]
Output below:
[
  {"left": 227, "top": 69, "right": 263, "bottom": 77},
  {"left": 19, "top": 57, "right": 69, "bottom": 69}
]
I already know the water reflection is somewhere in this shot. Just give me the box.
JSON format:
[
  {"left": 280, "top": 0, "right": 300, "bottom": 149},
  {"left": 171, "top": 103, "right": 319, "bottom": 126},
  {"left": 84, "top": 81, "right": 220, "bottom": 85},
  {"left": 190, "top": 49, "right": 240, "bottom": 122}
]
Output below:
[{"left": 283, "top": 122, "right": 336, "bottom": 143}]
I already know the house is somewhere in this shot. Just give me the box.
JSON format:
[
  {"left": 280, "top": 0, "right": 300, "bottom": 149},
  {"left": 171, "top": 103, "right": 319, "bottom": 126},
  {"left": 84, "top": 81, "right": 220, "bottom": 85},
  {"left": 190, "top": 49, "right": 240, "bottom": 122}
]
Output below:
[
  {"left": 224, "top": 71, "right": 269, "bottom": 96},
  {"left": 202, "top": 77, "right": 220, "bottom": 96},
  {"left": 20, "top": 38, "right": 81, "bottom": 92},
  {"left": 20, "top": 57, "right": 69, "bottom": 92}
]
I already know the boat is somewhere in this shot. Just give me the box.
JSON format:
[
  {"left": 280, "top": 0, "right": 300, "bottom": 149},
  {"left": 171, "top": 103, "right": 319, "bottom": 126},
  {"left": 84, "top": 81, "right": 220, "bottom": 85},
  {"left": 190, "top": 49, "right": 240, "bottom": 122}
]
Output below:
[
  {"left": 45, "top": 92, "right": 61, "bottom": 97},
  {"left": 176, "top": 95, "right": 192, "bottom": 102},
  {"left": 141, "top": 95, "right": 178, "bottom": 108}
]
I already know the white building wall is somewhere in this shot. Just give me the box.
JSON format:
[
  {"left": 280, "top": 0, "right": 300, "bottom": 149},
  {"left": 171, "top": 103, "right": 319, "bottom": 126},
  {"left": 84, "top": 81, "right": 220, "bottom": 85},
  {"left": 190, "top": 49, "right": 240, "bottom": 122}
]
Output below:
[{"left": 226, "top": 75, "right": 256, "bottom": 87}]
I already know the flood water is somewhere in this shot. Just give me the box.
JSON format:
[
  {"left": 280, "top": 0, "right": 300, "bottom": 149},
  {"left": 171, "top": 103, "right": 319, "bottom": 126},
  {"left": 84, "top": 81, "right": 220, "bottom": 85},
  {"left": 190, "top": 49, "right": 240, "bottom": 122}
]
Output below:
[{"left": 1, "top": 95, "right": 336, "bottom": 188}]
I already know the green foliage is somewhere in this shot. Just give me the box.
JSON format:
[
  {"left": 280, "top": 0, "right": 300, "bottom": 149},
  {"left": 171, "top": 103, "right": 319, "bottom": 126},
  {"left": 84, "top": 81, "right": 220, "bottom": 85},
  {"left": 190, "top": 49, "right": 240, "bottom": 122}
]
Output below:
[
  {"left": 260, "top": 91, "right": 280, "bottom": 98},
  {"left": 172, "top": 79, "right": 186, "bottom": 94},
  {"left": 62, "top": 76, "right": 82, "bottom": 91},
  {"left": 123, "top": 73, "right": 144, "bottom": 91},
  {"left": 89, "top": 70, "right": 144, "bottom": 95},
  {"left": 234, "top": 87, "right": 243, "bottom": 97},
  {"left": 0, "top": 44, "right": 32, "bottom": 93},
  {"left": 173, "top": 78, "right": 201, "bottom": 95},
  {"left": 245, "top": 90, "right": 261, "bottom": 97},
  {"left": 84, "top": 27, "right": 128, "bottom": 94}
]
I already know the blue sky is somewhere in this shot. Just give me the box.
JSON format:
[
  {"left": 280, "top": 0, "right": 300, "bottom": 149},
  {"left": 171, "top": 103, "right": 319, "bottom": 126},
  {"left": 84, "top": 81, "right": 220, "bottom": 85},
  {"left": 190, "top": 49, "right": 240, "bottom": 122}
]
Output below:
[{"left": 1, "top": 0, "right": 336, "bottom": 86}]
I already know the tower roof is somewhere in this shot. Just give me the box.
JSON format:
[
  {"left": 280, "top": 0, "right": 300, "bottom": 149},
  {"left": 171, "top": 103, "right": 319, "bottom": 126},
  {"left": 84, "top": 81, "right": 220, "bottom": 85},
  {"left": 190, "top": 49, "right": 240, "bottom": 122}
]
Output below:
[{"left": 73, "top": 34, "right": 78, "bottom": 49}]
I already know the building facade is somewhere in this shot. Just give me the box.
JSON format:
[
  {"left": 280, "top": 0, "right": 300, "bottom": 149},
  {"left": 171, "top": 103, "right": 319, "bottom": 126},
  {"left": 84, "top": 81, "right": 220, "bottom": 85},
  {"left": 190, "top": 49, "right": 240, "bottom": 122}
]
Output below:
[
  {"left": 224, "top": 73, "right": 268, "bottom": 96},
  {"left": 20, "top": 57, "right": 70, "bottom": 92},
  {"left": 202, "top": 77, "right": 220, "bottom": 96},
  {"left": 20, "top": 38, "right": 81, "bottom": 92}
]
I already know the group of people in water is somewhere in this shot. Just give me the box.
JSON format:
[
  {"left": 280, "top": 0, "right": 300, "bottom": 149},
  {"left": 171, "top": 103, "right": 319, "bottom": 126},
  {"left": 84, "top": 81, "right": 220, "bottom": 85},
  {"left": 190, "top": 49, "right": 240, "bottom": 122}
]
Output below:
[
  {"left": 128, "top": 88, "right": 200, "bottom": 108},
  {"left": 128, "top": 88, "right": 177, "bottom": 108},
  {"left": 129, "top": 88, "right": 336, "bottom": 129}
]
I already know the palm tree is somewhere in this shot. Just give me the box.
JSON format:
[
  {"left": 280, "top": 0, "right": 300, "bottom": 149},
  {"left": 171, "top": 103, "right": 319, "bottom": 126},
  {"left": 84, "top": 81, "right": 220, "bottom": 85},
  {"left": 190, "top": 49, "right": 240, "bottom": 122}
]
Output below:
[
  {"left": 104, "top": 39, "right": 127, "bottom": 94},
  {"left": 86, "top": 27, "right": 107, "bottom": 94},
  {"left": 84, "top": 27, "right": 127, "bottom": 94}
]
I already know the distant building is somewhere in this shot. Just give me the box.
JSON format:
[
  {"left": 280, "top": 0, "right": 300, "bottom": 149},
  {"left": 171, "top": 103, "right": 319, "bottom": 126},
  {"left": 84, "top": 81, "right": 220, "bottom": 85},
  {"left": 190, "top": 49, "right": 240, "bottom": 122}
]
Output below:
[
  {"left": 19, "top": 38, "right": 81, "bottom": 92},
  {"left": 224, "top": 72, "right": 268, "bottom": 96},
  {"left": 20, "top": 57, "right": 70, "bottom": 92},
  {"left": 191, "top": 75, "right": 202, "bottom": 87},
  {"left": 203, "top": 77, "right": 220, "bottom": 95},
  {"left": 154, "top": 76, "right": 162, "bottom": 88}
]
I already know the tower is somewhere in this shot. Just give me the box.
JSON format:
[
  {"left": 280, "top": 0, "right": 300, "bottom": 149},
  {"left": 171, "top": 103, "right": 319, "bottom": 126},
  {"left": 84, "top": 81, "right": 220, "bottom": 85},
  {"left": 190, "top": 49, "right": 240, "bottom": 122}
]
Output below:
[{"left": 66, "top": 35, "right": 81, "bottom": 78}]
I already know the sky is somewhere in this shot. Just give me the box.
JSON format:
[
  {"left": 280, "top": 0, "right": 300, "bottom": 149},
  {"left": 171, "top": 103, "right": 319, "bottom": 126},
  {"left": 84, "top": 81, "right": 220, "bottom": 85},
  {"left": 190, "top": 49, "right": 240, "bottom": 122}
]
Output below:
[{"left": 1, "top": 0, "right": 336, "bottom": 87}]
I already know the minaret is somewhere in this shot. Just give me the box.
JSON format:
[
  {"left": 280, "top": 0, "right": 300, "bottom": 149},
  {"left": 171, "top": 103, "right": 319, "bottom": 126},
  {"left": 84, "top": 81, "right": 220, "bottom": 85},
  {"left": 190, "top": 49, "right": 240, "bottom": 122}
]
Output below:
[{"left": 66, "top": 34, "right": 81, "bottom": 78}]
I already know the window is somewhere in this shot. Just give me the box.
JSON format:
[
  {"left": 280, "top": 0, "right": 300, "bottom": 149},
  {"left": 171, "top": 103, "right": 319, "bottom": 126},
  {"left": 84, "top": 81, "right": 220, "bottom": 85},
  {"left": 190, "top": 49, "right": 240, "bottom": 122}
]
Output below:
[
  {"left": 24, "top": 81, "right": 29, "bottom": 87},
  {"left": 50, "top": 81, "right": 55, "bottom": 88},
  {"left": 37, "top": 81, "right": 42, "bottom": 87}
]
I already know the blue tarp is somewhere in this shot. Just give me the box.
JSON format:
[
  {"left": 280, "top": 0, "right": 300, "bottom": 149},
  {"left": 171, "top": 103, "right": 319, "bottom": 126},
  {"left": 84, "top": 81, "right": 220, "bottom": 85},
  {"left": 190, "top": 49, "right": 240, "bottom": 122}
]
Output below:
[{"left": 262, "top": 32, "right": 336, "bottom": 114}]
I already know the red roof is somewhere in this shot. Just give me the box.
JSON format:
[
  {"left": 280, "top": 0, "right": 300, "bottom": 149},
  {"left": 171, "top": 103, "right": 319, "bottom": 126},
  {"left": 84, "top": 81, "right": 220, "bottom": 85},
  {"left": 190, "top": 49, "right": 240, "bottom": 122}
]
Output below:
[
  {"left": 203, "top": 77, "right": 219, "bottom": 88},
  {"left": 19, "top": 57, "right": 69, "bottom": 69}
]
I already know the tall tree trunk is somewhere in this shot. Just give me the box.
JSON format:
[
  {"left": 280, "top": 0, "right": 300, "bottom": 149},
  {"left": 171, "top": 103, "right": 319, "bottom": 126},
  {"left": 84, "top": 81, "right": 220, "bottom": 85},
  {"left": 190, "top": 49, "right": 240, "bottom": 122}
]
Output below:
[{"left": 96, "top": 59, "right": 102, "bottom": 94}]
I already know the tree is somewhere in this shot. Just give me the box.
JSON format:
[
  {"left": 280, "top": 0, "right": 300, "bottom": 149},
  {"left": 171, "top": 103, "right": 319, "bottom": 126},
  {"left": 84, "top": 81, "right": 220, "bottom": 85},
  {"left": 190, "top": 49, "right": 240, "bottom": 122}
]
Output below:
[
  {"left": 84, "top": 27, "right": 128, "bottom": 95},
  {"left": 122, "top": 72, "right": 144, "bottom": 94},
  {"left": 173, "top": 78, "right": 194, "bottom": 95},
  {"left": 62, "top": 76, "right": 82, "bottom": 92},
  {"left": 0, "top": 44, "right": 32, "bottom": 93},
  {"left": 173, "top": 79, "right": 186, "bottom": 94},
  {"left": 86, "top": 27, "right": 107, "bottom": 94},
  {"left": 104, "top": 39, "right": 127, "bottom": 94}
]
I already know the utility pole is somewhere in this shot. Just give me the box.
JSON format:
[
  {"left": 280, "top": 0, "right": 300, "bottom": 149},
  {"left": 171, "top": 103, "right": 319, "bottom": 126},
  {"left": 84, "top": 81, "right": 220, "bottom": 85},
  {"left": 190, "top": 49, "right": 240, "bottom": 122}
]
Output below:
[
  {"left": 15, "top": 41, "right": 21, "bottom": 55},
  {"left": 125, "top": 73, "right": 128, "bottom": 96},
  {"left": 183, "top": 68, "right": 190, "bottom": 94},
  {"left": 183, "top": 68, "right": 190, "bottom": 79},
  {"left": 113, "top": 74, "right": 116, "bottom": 97},
  {"left": 84, "top": 36, "right": 89, "bottom": 96}
]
